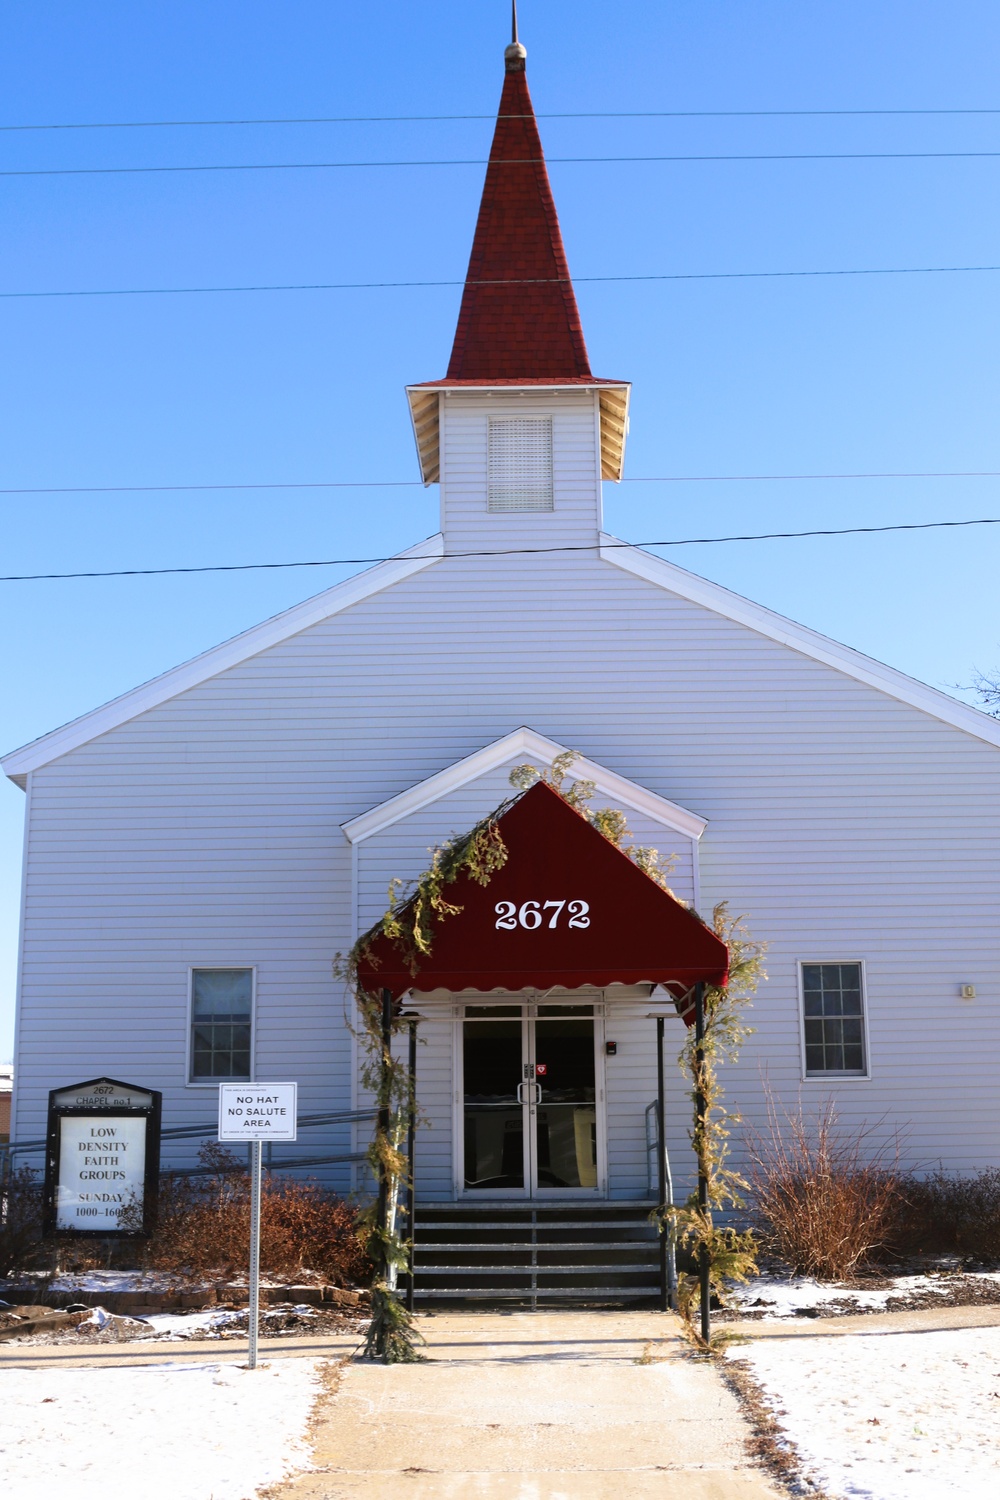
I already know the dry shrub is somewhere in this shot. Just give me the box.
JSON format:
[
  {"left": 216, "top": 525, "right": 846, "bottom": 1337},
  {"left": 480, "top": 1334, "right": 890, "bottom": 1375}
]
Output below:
[
  {"left": 746, "top": 1099, "right": 906, "bottom": 1279},
  {"left": 0, "top": 1165, "right": 45, "bottom": 1277},
  {"left": 140, "top": 1145, "right": 370, "bottom": 1285},
  {"left": 898, "top": 1169, "right": 1000, "bottom": 1261}
]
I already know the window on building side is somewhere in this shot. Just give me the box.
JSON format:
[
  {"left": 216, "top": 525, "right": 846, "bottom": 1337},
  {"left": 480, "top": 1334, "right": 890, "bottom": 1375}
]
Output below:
[
  {"left": 801, "top": 962, "right": 867, "bottom": 1076},
  {"left": 487, "top": 416, "right": 554, "bottom": 512},
  {"left": 190, "top": 968, "right": 253, "bottom": 1081}
]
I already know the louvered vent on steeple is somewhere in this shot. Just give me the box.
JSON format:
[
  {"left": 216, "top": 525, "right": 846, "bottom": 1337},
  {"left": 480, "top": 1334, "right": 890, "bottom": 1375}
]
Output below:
[{"left": 487, "top": 417, "right": 553, "bottom": 512}]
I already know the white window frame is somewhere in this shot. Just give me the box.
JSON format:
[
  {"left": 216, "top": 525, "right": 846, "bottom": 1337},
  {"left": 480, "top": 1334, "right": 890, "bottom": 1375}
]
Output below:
[
  {"left": 797, "top": 959, "right": 871, "bottom": 1082},
  {"left": 185, "top": 965, "right": 257, "bottom": 1088},
  {"left": 486, "top": 415, "right": 554, "bottom": 513}
]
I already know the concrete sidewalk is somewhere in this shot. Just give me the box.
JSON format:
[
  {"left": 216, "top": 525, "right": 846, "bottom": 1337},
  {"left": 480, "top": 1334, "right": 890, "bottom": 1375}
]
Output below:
[
  {"left": 272, "top": 1310, "right": 782, "bottom": 1500},
  {"left": 727, "top": 1301, "right": 1000, "bottom": 1340}
]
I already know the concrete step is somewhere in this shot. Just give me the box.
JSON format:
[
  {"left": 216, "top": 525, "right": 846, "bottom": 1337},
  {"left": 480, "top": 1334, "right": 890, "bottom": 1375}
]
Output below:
[{"left": 410, "top": 1201, "right": 665, "bottom": 1307}]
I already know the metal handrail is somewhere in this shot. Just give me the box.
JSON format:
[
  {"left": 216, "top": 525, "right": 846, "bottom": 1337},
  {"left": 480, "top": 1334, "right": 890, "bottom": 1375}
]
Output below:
[
  {"left": 645, "top": 1100, "right": 678, "bottom": 1303},
  {"left": 0, "top": 1107, "right": 379, "bottom": 1188},
  {"left": 1, "top": 1105, "right": 377, "bottom": 1158}
]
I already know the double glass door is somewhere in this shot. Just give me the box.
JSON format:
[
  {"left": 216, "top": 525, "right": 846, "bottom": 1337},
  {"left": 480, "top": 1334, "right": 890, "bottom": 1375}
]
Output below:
[{"left": 462, "top": 1004, "right": 600, "bottom": 1196}]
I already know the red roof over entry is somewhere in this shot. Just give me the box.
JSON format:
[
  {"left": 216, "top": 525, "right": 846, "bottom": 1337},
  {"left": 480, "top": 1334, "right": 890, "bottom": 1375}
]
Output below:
[{"left": 357, "top": 782, "right": 728, "bottom": 1015}]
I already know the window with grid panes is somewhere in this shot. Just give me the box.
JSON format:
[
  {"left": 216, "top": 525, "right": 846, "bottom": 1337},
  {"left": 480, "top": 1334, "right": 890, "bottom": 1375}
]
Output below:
[
  {"left": 190, "top": 968, "right": 253, "bottom": 1080},
  {"left": 801, "top": 963, "right": 867, "bottom": 1076}
]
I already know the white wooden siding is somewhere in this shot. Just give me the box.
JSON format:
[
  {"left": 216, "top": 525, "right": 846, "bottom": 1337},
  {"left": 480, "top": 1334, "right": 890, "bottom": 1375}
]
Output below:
[
  {"left": 439, "top": 391, "right": 602, "bottom": 551},
  {"left": 10, "top": 385, "right": 1000, "bottom": 1188}
]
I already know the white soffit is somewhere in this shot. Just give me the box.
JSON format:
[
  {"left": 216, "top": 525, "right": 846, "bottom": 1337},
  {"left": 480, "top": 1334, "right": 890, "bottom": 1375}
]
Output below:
[
  {"left": 342, "top": 726, "right": 707, "bottom": 844},
  {"left": 1, "top": 536, "right": 446, "bottom": 787},
  {"left": 599, "top": 533, "right": 1000, "bottom": 750}
]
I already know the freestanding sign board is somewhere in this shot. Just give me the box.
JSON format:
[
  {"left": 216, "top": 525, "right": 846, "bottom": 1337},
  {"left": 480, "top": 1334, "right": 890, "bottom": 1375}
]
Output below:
[
  {"left": 44, "top": 1077, "right": 161, "bottom": 1237},
  {"left": 217, "top": 1082, "right": 297, "bottom": 1142},
  {"left": 218, "top": 1082, "right": 297, "bottom": 1370}
]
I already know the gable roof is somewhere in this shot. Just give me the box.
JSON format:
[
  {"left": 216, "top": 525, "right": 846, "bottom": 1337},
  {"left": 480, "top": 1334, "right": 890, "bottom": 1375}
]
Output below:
[
  {"left": 1, "top": 536, "right": 444, "bottom": 788},
  {"left": 599, "top": 532, "right": 1000, "bottom": 747},
  {"left": 6, "top": 531, "right": 1000, "bottom": 788},
  {"left": 342, "top": 727, "right": 708, "bottom": 844},
  {"left": 356, "top": 779, "right": 729, "bottom": 1003}
]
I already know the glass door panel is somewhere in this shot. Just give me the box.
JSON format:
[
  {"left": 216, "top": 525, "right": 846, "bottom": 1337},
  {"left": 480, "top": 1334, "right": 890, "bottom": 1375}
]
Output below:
[
  {"left": 462, "top": 1018, "right": 525, "bottom": 1192},
  {"left": 530, "top": 1017, "right": 597, "bottom": 1192}
]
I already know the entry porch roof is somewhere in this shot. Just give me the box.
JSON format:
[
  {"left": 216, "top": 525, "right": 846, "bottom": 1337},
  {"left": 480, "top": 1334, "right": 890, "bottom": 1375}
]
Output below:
[{"left": 356, "top": 781, "right": 728, "bottom": 1018}]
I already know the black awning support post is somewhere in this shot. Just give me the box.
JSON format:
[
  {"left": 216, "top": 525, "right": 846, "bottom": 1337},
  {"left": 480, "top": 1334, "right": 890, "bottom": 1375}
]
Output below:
[
  {"left": 375, "top": 988, "right": 393, "bottom": 1310},
  {"left": 405, "top": 1015, "right": 418, "bottom": 1313},
  {"left": 694, "top": 981, "right": 711, "bottom": 1345},
  {"left": 654, "top": 1016, "right": 677, "bottom": 1311}
]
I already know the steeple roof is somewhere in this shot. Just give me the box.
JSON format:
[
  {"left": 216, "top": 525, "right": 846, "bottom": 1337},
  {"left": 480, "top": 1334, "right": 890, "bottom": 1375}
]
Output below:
[
  {"left": 446, "top": 52, "right": 591, "bottom": 381},
  {"left": 405, "top": 30, "right": 630, "bottom": 485}
]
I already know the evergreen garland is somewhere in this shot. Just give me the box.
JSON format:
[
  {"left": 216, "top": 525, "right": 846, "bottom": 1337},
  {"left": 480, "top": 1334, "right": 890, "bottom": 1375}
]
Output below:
[
  {"left": 659, "top": 904, "right": 767, "bottom": 1344},
  {"left": 336, "top": 753, "right": 760, "bottom": 1358}
]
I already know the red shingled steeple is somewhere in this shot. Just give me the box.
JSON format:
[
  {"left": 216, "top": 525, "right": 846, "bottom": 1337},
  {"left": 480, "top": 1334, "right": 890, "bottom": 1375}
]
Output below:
[{"left": 446, "top": 46, "right": 592, "bottom": 382}]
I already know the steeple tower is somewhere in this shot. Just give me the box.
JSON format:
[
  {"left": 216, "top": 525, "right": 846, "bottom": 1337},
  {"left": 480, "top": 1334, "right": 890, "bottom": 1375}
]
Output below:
[
  {"left": 445, "top": 13, "right": 591, "bottom": 381},
  {"left": 406, "top": 19, "right": 629, "bottom": 546}
]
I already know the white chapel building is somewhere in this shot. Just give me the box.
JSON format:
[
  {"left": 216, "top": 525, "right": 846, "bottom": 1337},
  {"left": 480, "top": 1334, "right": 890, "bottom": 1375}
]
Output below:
[{"left": 5, "top": 36, "right": 1000, "bottom": 1291}]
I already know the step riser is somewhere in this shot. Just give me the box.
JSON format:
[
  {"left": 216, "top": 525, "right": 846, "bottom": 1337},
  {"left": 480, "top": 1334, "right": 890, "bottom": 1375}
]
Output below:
[{"left": 411, "top": 1205, "right": 666, "bottom": 1306}]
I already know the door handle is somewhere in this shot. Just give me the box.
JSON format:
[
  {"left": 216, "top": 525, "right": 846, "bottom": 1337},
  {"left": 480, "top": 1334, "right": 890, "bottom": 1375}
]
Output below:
[{"left": 516, "top": 1082, "right": 525, "bottom": 1104}]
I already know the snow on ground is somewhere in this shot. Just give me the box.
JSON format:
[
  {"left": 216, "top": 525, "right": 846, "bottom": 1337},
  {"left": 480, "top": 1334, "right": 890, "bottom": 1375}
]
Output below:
[
  {"left": 0, "top": 1357, "right": 322, "bottom": 1500},
  {"left": 727, "top": 1270, "right": 1000, "bottom": 1318},
  {"left": 730, "top": 1326, "right": 1000, "bottom": 1500},
  {"left": 143, "top": 1303, "right": 322, "bottom": 1337}
]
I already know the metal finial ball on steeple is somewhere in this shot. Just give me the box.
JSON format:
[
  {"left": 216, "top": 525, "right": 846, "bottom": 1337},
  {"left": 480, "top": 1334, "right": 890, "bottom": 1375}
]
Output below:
[{"left": 505, "top": 0, "right": 527, "bottom": 70}]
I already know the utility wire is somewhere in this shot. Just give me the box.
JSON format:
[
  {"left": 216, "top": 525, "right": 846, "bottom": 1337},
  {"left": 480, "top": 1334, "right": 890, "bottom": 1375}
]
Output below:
[
  {"left": 4, "top": 108, "right": 1000, "bottom": 131},
  {"left": 5, "top": 516, "right": 1000, "bottom": 583},
  {"left": 5, "top": 150, "right": 1000, "bottom": 180},
  {"left": 4, "top": 263, "right": 1000, "bottom": 300},
  {"left": 5, "top": 471, "right": 1000, "bottom": 497}
]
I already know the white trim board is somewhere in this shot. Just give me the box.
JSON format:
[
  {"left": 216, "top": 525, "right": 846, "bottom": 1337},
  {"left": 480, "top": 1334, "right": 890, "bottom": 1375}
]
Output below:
[
  {"left": 342, "top": 727, "right": 707, "bottom": 844},
  {"left": 599, "top": 533, "right": 1000, "bottom": 749},
  {"left": 1, "top": 536, "right": 445, "bottom": 787}
]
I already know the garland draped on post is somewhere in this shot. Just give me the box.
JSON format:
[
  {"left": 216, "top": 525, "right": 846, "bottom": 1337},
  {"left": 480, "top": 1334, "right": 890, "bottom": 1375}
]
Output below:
[
  {"left": 335, "top": 752, "right": 763, "bottom": 1360},
  {"left": 658, "top": 904, "right": 766, "bottom": 1347},
  {"left": 335, "top": 810, "right": 510, "bottom": 1361}
]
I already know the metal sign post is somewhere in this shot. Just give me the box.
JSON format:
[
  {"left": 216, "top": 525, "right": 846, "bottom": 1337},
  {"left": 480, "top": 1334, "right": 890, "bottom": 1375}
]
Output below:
[
  {"left": 247, "top": 1139, "right": 262, "bottom": 1369},
  {"left": 218, "top": 1082, "right": 298, "bottom": 1370}
]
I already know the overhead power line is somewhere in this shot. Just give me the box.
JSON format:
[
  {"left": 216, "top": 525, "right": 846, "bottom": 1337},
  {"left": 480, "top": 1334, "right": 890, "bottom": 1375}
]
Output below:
[
  {"left": 4, "top": 108, "right": 1000, "bottom": 132},
  {"left": 4, "top": 471, "right": 1000, "bottom": 497},
  {"left": 4, "top": 263, "right": 1000, "bottom": 300},
  {"left": 5, "top": 516, "right": 1000, "bottom": 582},
  {"left": 5, "top": 471, "right": 1000, "bottom": 497},
  {"left": 5, "top": 150, "right": 1000, "bottom": 180}
]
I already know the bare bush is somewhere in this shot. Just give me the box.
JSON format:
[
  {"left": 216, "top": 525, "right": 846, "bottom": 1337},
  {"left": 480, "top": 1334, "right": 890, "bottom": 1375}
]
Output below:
[
  {"left": 0, "top": 1165, "right": 44, "bottom": 1278},
  {"left": 138, "top": 1145, "right": 370, "bottom": 1285},
  {"left": 746, "top": 1099, "right": 906, "bottom": 1279},
  {"left": 900, "top": 1169, "right": 1000, "bottom": 1261}
]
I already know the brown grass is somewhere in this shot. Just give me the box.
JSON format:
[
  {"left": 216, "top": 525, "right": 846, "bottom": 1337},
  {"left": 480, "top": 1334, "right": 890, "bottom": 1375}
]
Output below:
[
  {"left": 137, "top": 1145, "right": 370, "bottom": 1285},
  {"left": 745, "top": 1099, "right": 906, "bottom": 1279},
  {"left": 723, "top": 1354, "right": 833, "bottom": 1497}
]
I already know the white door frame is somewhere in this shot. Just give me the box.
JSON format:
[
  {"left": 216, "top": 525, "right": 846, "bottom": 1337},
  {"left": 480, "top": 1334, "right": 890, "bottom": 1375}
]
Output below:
[{"left": 454, "top": 993, "right": 607, "bottom": 1200}]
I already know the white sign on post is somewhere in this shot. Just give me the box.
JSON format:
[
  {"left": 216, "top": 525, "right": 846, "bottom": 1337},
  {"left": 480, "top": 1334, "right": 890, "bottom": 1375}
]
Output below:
[
  {"left": 218, "top": 1082, "right": 297, "bottom": 1371},
  {"left": 217, "top": 1083, "right": 298, "bottom": 1142}
]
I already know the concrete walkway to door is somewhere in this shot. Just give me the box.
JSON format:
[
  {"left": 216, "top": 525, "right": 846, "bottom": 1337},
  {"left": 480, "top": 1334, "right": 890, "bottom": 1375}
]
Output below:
[{"left": 273, "top": 1310, "right": 785, "bottom": 1500}]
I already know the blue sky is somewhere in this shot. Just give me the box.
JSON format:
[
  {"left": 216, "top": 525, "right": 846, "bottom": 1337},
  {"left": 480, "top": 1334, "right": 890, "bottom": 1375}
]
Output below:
[{"left": 2, "top": 1, "right": 1000, "bottom": 1056}]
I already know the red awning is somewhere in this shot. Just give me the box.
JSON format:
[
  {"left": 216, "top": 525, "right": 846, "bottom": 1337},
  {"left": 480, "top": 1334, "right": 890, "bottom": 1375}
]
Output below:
[{"left": 356, "top": 781, "right": 728, "bottom": 1018}]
